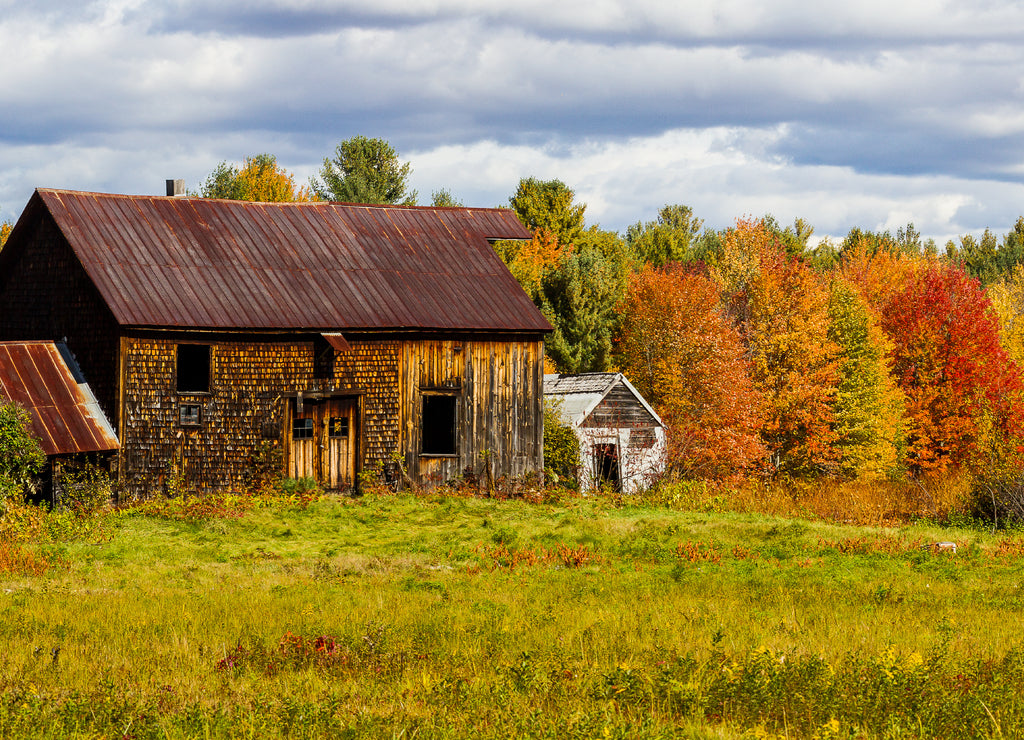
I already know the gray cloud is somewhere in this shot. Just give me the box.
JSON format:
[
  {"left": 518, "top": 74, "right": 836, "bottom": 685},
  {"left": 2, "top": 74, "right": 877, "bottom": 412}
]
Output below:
[{"left": 2, "top": 0, "right": 1024, "bottom": 242}]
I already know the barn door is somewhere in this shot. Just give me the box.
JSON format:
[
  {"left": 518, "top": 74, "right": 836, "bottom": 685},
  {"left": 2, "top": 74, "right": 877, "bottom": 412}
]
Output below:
[
  {"left": 287, "top": 397, "right": 358, "bottom": 490},
  {"left": 322, "top": 397, "right": 357, "bottom": 489},
  {"left": 289, "top": 399, "right": 319, "bottom": 480}
]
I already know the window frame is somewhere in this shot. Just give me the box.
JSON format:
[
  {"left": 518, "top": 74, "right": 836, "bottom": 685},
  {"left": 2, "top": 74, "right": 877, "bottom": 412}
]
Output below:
[
  {"left": 420, "top": 391, "right": 459, "bottom": 457},
  {"left": 178, "top": 402, "right": 202, "bottom": 428},
  {"left": 176, "top": 343, "right": 212, "bottom": 395}
]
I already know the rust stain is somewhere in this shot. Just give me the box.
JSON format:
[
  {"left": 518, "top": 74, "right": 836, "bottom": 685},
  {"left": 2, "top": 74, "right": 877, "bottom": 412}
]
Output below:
[
  {"left": 0, "top": 341, "right": 119, "bottom": 456},
  {"left": 31, "top": 189, "right": 550, "bottom": 334}
]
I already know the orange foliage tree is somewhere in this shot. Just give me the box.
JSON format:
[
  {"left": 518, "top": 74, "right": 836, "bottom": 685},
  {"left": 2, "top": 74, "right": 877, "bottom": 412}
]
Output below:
[
  {"left": 881, "top": 262, "right": 1022, "bottom": 474},
  {"left": 716, "top": 219, "right": 840, "bottom": 477},
  {"left": 617, "top": 264, "right": 765, "bottom": 479}
]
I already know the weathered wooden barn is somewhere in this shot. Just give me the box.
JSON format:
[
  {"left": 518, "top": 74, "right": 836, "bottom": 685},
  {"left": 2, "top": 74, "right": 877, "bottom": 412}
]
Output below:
[
  {"left": 0, "top": 340, "right": 119, "bottom": 503},
  {"left": 0, "top": 189, "right": 550, "bottom": 496},
  {"left": 544, "top": 373, "right": 665, "bottom": 493}
]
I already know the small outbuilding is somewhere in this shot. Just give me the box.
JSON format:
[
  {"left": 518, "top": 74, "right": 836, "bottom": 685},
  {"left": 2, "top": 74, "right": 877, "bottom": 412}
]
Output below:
[
  {"left": 543, "top": 372, "right": 665, "bottom": 493},
  {"left": 0, "top": 340, "right": 119, "bottom": 503}
]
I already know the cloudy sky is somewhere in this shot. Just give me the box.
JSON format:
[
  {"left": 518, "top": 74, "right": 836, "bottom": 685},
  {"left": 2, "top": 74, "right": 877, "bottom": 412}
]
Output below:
[{"left": 2, "top": 0, "right": 1024, "bottom": 244}]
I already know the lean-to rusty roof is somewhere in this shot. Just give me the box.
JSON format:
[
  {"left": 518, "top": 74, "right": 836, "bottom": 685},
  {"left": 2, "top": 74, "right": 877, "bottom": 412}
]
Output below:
[
  {"left": 0, "top": 341, "right": 119, "bottom": 456},
  {"left": 28, "top": 189, "right": 549, "bottom": 333}
]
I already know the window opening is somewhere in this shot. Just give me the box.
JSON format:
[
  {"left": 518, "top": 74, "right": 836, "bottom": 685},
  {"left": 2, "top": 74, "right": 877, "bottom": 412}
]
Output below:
[
  {"left": 177, "top": 344, "right": 211, "bottom": 393},
  {"left": 329, "top": 417, "right": 349, "bottom": 438},
  {"left": 292, "top": 418, "right": 314, "bottom": 440},
  {"left": 179, "top": 403, "right": 201, "bottom": 427},
  {"left": 421, "top": 394, "right": 457, "bottom": 455}
]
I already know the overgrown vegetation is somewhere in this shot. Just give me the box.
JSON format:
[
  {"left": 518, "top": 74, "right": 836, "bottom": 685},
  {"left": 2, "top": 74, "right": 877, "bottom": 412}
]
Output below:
[
  {"left": 0, "top": 401, "right": 45, "bottom": 508},
  {"left": 4, "top": 488, "right": 1024, "bottom": 738}
]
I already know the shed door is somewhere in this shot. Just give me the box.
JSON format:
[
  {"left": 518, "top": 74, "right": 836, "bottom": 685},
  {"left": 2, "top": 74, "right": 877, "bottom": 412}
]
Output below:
[{"left": 287, "top": 397, "right": 358, "bottom": 490}]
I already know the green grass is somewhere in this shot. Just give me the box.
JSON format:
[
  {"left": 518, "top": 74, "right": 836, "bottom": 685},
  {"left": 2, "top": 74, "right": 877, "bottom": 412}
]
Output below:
[{"left": 3, "top": 492, "right": 1024, "bottom": 738}]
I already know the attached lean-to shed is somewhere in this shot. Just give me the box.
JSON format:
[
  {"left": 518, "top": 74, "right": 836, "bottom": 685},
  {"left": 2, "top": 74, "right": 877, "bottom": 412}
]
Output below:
[
  {"left": 0, "top": 189, "right": 550, "bottom": 496},
  {"left": 0, "top": 340, "right": 119, "bottom": 502},
  {"left": 544, "top": 373, "right": 665, "bottom": 493}
]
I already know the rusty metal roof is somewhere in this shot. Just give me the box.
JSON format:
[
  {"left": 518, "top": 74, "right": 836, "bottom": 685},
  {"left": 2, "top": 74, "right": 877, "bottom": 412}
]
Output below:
[
  {"left": 0, "top": 341, "right": 120, "bottom": 456},
  {"left": 26, "top": 189, "right": 550, "bottom": 333}
]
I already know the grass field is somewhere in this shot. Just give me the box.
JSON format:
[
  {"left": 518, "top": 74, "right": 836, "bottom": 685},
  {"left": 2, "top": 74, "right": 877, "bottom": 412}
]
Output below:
[{"left": 3, "top": 489, "right": 1024, "bottom": 738}]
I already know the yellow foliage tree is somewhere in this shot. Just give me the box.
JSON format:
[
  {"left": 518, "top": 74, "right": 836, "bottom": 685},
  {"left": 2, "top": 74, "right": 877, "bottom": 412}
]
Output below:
[
  {"left": 827, "top": 280, "right": 906, "bottom": 479},
  {"left": 0, "top": 221, "right": 11, "bottom": 249},
  {"left": 987, "top": 263, "right": 1024, "bottom": 369},
  {"left": 200, "top": 154, "right": 313, "bottom": 202}
]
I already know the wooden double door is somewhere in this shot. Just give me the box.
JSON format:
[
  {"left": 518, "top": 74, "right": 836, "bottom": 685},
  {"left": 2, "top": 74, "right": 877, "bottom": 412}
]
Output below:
[{"left": 287, "top": 396, "right": 359, "bottom": 490}]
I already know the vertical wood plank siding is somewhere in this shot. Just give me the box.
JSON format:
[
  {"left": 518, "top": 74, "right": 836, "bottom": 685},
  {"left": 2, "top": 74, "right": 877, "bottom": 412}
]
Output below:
[{"left": 400, "top": 339, "right": 544, "bottom": 486}]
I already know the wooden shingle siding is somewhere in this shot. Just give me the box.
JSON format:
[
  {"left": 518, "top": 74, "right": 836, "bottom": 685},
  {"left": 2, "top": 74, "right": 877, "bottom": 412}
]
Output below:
[
  {"left": 0, "top": 214, "right": 120, "bottom": 421},
  {"left": 118, "top": 335, "right": 401, "bottom": 496}
]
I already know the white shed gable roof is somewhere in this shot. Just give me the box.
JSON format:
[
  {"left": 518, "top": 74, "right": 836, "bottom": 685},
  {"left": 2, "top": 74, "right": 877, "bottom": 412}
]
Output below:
[{"left": 543, "top": 372, "right": 663, "bottom": 428}]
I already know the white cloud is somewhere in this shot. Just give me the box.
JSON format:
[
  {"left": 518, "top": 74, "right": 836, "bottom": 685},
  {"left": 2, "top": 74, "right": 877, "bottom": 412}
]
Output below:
[
  {"left": 408, "top": 128, "right": 1024, "bottom": 242},
  {"left": 2, "top": 0, "right": 1024, "bottom": 248}
]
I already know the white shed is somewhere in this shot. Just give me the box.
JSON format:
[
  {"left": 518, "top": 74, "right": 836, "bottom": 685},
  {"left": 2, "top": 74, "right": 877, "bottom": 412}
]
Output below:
[{"left": 543, "top": 373, "right": 666, "bottom": 493}]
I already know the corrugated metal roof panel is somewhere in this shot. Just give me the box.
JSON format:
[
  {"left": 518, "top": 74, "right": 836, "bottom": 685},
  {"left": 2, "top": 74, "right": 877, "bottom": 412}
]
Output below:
[
  {"left": 30, "top": 190, "right": 550, "bottom": 333},
  {"left": 0, "top": 341, "right": 120, "bottom": 456}
]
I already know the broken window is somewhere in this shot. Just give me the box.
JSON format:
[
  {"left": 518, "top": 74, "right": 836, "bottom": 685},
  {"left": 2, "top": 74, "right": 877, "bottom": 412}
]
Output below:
[
  {"left": 421, "top": 394, "right": 457, "bottom": 455},
  {"left": 179, "top": 403, "right": 201, "bottom": 427},
  {"left": 177, "top": 344, "right": 211, "bottom": 393}
]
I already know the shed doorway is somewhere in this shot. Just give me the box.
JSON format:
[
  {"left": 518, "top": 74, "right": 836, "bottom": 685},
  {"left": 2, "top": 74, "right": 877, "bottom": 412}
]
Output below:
[
  {"left": 593, "top": 442, "right": 621, "bottom": 491},
  {"left": 287, "top": 396, "right": 358, "bottom": 490}
]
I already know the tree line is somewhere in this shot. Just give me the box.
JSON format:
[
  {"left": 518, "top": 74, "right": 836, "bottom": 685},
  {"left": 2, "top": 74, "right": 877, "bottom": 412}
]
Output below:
[
  {"left": 7, "top": 137, "right": 1024, "bottom": 510},
  {"left": 179, "top": 139, "right": 1024, "bottom": 500}
]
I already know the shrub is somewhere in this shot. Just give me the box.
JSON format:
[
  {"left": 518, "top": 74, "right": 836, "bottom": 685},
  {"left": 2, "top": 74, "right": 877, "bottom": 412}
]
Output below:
[
  {"left": 543, "top": 399, "right": 579, "bottom": 488},
  {"left": 0, "top": 401, "right": 45, "bottom": 507},
  {"left": 55, "top": 460, "right": 114, "bottom": 515}
]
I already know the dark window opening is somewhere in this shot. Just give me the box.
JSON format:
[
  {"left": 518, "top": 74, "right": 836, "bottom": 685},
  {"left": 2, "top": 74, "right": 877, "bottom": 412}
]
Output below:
[
  {"left": 292, "top": 418, "right": 314, "bottom": 440},
  {"left": 422, "top": 395, "right": 457, "bottom": 455},
  {"left": 329, "top": 417, "right": 349, "bottom": 438},
  {"left": 179, "top": 403, "right": 201, "bottom": 427},
  {"left": 594, "top": 443, "right": 620, "bottom": 491},
  {"left": 177, "top": 344, "right": 211, "bottom": 393}
]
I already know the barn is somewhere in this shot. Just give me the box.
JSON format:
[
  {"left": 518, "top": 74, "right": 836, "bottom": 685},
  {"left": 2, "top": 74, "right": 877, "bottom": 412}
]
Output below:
[
  {"left": 0, "top": 189, "right": 550, "bottom": 497},
  {"left": 544, "top": 373, "right": 665, "bottom": 493}
]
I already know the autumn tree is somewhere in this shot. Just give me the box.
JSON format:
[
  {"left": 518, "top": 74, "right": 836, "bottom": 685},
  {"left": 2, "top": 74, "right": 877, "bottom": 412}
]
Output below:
[
  {"left": 987, "top": 262, "right": 1024, "bottom": 368},
  {"left": 838, "top": 236, "right": 924, "bottom": 312},
  {"left": 617, "top": 265, "right": 765, "bottom": 479},
  {"left": 0, "top": 220, "right": 11, "bottom": 249},
  {"left": 509, "top": 178, "right": 585, "bottom": 246},
  {"left": 715, "top": 219, "right": 840, "bottom": 477},
  {"left": 200, "top": 154, "right": 312, "bottom": 202},
  {"left": 881, "top": 262, "right": 1021, "bottom": 475},
  {"left": 827, "top": 281, "right": 906, "bottom": 479},
  {"left": 312, "top": 136, "right": 416, "bottom": 204}
]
